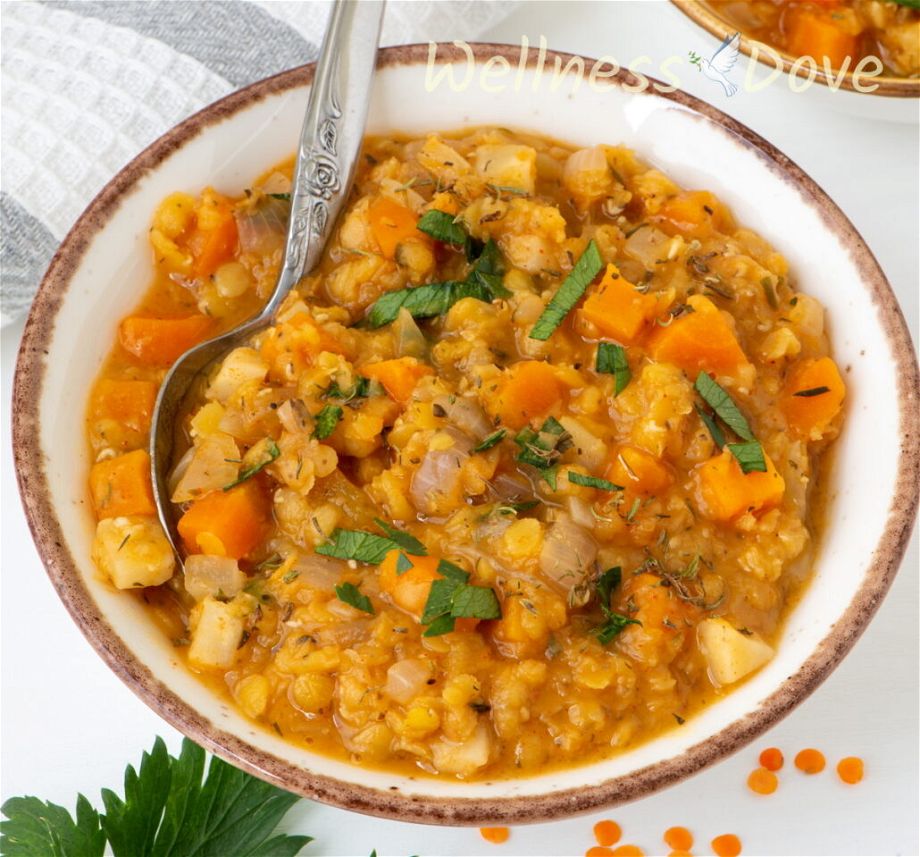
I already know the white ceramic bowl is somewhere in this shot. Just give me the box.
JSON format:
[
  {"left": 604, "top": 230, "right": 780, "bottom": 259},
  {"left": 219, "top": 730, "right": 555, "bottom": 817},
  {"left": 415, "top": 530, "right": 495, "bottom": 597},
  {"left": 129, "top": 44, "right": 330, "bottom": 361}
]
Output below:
[{"left": 13, "top": 44, "right": 919, "bottom": 824}]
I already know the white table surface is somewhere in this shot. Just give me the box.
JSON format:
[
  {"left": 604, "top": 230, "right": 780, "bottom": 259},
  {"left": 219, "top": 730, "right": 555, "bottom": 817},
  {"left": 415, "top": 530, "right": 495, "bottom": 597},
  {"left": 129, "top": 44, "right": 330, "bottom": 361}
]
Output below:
[{"left": 2, "top": 2, "right": 918, "bottom": 855}]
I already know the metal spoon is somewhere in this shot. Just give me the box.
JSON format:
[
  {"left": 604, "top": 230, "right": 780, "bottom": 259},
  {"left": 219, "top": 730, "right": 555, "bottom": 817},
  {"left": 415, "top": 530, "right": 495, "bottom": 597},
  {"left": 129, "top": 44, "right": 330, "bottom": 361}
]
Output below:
[{"left": 150, "top": 0, "right": 385, "bottom": 555}]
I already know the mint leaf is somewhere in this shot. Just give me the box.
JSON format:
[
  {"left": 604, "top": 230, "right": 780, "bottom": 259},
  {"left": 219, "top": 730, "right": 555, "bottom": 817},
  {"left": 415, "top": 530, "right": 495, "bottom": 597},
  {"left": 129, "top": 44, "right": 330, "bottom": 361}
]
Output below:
[
  {"left": 529, "top": 240, "right": 604, "bottom": 340},
  {"left": 316, "top": 524, "right": 426, "bottom": 564},
  {"left": 312, "top": 405, "right": 342, "bottom": 439},
  {"left": 373, "top": 519, "right": 427, "bottom": 556},
  {"left": 450, "top": 585, "right": 501, "bottom": 620},
  {"left": 395, "top": 552, "right": 414, "bottom": 575},
  {"left": 695, "top": 403, "right": 726, "bottom": 449},
  {"left": 594, "top": 612, "right": 640, "bottom": 645},
  {"left": 223, "top": 439, "right": 280, "bottom": 491},
  {"left": 727, "top": 440, "right": 768, "bottom": 474},
  {"left": 567, "top": 471, "right": 622, "bottom": 492},
  {"left": 435, "top": 559, "right": 470, "bottom": 583},
  {"left": 421, "top": 562, "right": 501, "bottom": 634},
  {"left": 335, "top": 582, "right": 375, "bottom": 614},
  {"left": 514, "top": 416, "right": 571, "bottom": 488},
  {"left": 422, "top": 614, "right": 456, "bottom": 637},
  {"left": 596, "top": 342, "right": 631, "bottom": 396},
  {"left": 421, "top": 578, "right": 459, "bottom": 624},
  {"left": 472, "top": 429, "right": 506, "bottom": 452},
  {"left": 596, "top": 566, "right": 622, "bottom": 610},
  {"left": 417, "top": 210, "right": 467, "bottom": 247},
  {"left": 694, "top": 373, "right": 755, "bottom": 441}
]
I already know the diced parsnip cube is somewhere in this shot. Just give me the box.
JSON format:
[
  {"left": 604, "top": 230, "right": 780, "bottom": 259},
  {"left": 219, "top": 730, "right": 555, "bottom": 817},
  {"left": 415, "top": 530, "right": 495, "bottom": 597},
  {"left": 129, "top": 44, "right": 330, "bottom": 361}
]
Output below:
[
  {"left": 698, "top": 618, "right": 774, "bottom": 687},
  {"left": 188, "top": 597, "right": 246, "bottom": 669},
  {"left": 431, "top": 723, "right": 492, "bottom": 776},
  {"left": 171, "top": 432, "right": 240, "bottom": 503},
  {"left": 474, "top": 145, "right": 537, "bottom": 195},
  {"left": 183, "top": 555, "right": 246, "bottom": 602},
  {"left": 206, "top": 348, "right": 269, "bottom": 404},
  {"left": 416, "top": 136, "right": 471, "bottom": 181},
  {"left": 559, "top": 416, "right": 607, "bottom": 472},
  {"left": 92, "top": 516, "right": 175, "bottom": 590}
]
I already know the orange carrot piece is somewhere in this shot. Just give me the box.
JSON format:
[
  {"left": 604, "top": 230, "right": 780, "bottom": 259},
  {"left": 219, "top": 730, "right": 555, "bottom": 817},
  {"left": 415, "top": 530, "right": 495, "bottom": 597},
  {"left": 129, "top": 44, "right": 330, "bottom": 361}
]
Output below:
[
  {"left": 794, "top": 748, "right": 826, "bottom": 774},
  {"left": 190, "top": 208, "right": 238, "bottom": 278},
  {"left": 581, "top": 264, "right": 666, "bottom": 344},
  {"left": 369, "top": 196, "right": 420, "bottom": 259},
  {"left": 493, "top": 361, "right": 566, "bottom": 429},
  {"left": 695, "top": 448, "right": 785, "bottom": 522},
  {"left": 780, "top": 356, "right": 846, "bottom": 439},
  {"left": 711, "top": 833, "right": 742, "bottom": 857},
  {"left": 611, "top": 846, "right": 644, "bottom": 857},
  {"left": 663, "top": 827, "right": 694, "bottom": 851},
  {"left": 259, "top": 312, "right": 345, "bottom": 382},
  {"left": 119, "top": 315, "right": 214, "bottom": 367},
  {"left": 177, "top": 479, "right": 271, "bottom": 559},
  {"left": 747, "top": 766, "right": 779, "bottom": 795},
  {"left": 89, "top": 449, "right": 156, "bottom": 519},
  {"left": 362, "top": 357, "right": 433, "bottom": 404},
  {"left": 585, "top": 848, "right": 615, "bottom": 857},
  {"left": 90, "top": 378, "right": 157, "bottom": 434},
  {"left": 785, "top": 9, "right": 858, "bottom": 69},
  {"left": 836, "top": 756, "right": 864, "bottom": 784},
  {"left": 655, "top": 190, "right": 732, "bottom": 237},
  {"left": 479, "top": 827, "right": 510, "bottom": 845},
  {"left": 607, "top": 445, "right": 673, "bottom": 499},
  {"left": 759, "top": 747, "right": 784, "bottom": 771},
  {"left": 594, "top": 820, "right": 622, "bottom": 847},
  {"left": 647, "top": 295, "right": 750, "bottom": 377}
]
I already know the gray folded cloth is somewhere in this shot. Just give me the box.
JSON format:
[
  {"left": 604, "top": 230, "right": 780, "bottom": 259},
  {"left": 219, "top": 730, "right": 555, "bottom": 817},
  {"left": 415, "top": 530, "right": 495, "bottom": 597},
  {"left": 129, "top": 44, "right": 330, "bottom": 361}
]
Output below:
[{"left": 0, "top": 0, "right": 519, "bottom": 325}]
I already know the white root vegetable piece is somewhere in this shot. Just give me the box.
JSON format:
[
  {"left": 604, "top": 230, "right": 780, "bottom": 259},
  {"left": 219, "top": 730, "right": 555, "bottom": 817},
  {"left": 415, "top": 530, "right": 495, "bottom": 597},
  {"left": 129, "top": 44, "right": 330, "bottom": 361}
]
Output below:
[
  {"left": 384, "top": 658, "right": 433, "bottom": 704},
  {"left": 431, "top": 723, "right": 492, "bottom": 777},
  {"left": 188, "top": 597, "right": 246, "bottom": 669},
  {"left": 183, "top": 555, "right": 246, "bottom": 602},
  {"left": 409, "top": 427, "right": 473, "bottom": 515},
  {"left": 559, "top": 416, "right": 607, "bottom": 473},
  {"left": 92, "top": 516, "right": 175, "bottom": 590},
  {"left": 170, "top": 432, "right": 240, "bottom": 503},
  {"left": 474, "top": 145, "right": 537, "bottom": 195},
  {"left": 539, "top": 513, "right": 597, "bottom": 594},
  {"left": 206, "top": 347, "right": 269, "bottom": 404},
  {"left": 698, "top": 617, "right": 774, "bottom": 687},
  {"left": 562, "top": 145, "right": 613, "bottom": 205}
]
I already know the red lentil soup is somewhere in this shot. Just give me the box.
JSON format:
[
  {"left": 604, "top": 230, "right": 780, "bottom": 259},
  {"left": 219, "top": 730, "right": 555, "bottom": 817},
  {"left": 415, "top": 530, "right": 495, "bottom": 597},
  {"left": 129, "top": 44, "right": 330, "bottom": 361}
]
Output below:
[{"left": 86, "top": 128, "right": 846, "bottom": 779}]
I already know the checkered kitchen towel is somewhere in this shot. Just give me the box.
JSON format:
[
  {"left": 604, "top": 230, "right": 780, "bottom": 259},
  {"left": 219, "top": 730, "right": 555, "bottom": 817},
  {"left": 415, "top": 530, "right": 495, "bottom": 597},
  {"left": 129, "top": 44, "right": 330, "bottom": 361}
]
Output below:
[{"left": 0, "top": 0, "right": 520, "bottom": 325}]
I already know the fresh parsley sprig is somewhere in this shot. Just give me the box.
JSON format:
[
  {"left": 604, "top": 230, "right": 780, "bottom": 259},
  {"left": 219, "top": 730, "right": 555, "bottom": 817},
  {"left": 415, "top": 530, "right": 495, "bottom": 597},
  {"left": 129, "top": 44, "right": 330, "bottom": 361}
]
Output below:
[
  {"left": 316, "top": 520, "right": 427, "bottom": 564},
  {"left": 0, "top": 737, "right": 311, "bottom": 857}
]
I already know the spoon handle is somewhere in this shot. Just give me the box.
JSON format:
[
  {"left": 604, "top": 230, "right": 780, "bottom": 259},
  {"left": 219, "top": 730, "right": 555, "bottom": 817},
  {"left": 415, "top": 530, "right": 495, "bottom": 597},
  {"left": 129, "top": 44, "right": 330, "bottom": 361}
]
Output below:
[{"left": 265, "top": 0, "right": 385, "bottom": 318}]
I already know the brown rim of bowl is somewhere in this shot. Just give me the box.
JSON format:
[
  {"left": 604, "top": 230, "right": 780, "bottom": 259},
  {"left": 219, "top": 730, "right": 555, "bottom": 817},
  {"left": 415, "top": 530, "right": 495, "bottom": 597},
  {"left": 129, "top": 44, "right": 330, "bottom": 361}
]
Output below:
[
  {"left": 671, "top": 0, "right": 920, "bottom": 98},
  {"left": 11, "top": 42, "right": 920, "bottom": 826}
]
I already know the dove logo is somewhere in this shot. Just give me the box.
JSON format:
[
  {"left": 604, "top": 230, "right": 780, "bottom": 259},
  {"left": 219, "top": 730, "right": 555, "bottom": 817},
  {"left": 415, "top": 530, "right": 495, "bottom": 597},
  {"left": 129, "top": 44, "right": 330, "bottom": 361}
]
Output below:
[{"left": 689, "top": 32, "right": 741, "bottom": 97}]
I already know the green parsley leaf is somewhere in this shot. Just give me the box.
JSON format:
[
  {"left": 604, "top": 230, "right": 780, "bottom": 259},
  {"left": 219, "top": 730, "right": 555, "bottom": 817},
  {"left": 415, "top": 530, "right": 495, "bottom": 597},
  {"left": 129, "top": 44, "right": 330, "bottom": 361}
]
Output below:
[
  {"left": 335, "top": 582, "right": 375, "bottom": 614},
  {"left": 421, "top": 562, "right": 501, "bottom": 635},
  {"left": 594, "top": 612, "right": 640, "bottom": 645},
  {"left": 472, "top": 429, "right": 506, "bottom": 452},
  {"left": 436, "top": 559, "right": 470, "bottom": 582},
  {"left": 596, "top": 342, "right": 631, "bottom": 396},
  {"left": 792, "top": 386, "right": 830, "bottom": 398},
  {"left": 395, "top": 552, "right": 414, "bottom": 575},
  {"left": 596, "top": 566, "right": 622, "bottom": 610},
  {"left": 421, "top": 578, "right": 459, "bottom": 624},
  {"left": 514, "top": 416, "right": 571, "bottom": 488},
  {"left": 726, "top": 440, "right": 768, "bottom": 474},
  {"left": 0, "top": 737, "right": 312, "bottom": 857},
  {"left": 422, "top": 614, "right": 456, "bottom": 637},
  {"left": 373, "top": 518, "right": 427, "bottom": 556},
  {"left": 312, "top": 405, "right": 343, "bottom": 439},
  {"left": 417, "top": 210, "right": 467, "bottom": 247},
  {"left": 323, "top": 376, "right": 379, "bottom": 402},
  {"left": 694, "top": 373, "right": 755, "bottom": 441},
  {"left": 528, "top": 240, "right": 604, "bottom": 340},
  {"left": 317, "top": 529, "right": 419, "bottom": 564},
  {"left": 450, "top": 585, "right": 501, "bottom": 620},
  {"left": 0, "top": 795, "right": 105, "bottom": 857},
  {"left": 695, "top": 403, "right": 726, "bottom": 449},
  {"left": 566, "top": 471, "right": 623, "bottom": 492},
  {"left": 366, "top": 239, "right": 508, "bottom": 328},
  {"left": 223, "top": 439, "right": 280, "bottom": 490}
]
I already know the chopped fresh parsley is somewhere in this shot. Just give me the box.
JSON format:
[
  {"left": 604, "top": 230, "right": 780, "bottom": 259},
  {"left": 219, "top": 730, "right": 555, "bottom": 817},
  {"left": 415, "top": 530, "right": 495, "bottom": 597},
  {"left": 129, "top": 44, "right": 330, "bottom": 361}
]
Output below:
[
  {"left": 312, "top": 405, "right": 343, "bottom": 439},
  {"left": 567, "top": 471, "right": 623, "bottom": 492},
  {"left": 366, "top": 239, "right": 508, "bottom": 327},
  {"left": 416, "top": 209, "right": 467, "bottom": 247},
  {"left": 596, "top": 342, "right": 631, "bottom": 396},
  {"left": 694, "top": 373, "right": 755, "bottom": 441},
  {"left": 695, "top": 403, "right": 726, "bottom": 449},
  {"left": 421, "top": 562, "right": 501, "bottom": 637},
  {"left": 793, "top": 386, "right": 830, "bottom": 398},
  {"left": 395, "top": 552, "right": 414, "bottom": 575},
  {"left": 323, "top": 376, "right": 380, "bottom": 403},
  {"left": 529, "top": 240, "right": 604, "bottom": 340},
  {"left": 514, "top": 416, "right": 572, "bottom": 489},
  {"left": 726, "top": 440, "right": 768, "bottom": 474},
  {"left": 223, "top": 438, "right": 280, "bottom": 490},
  {"left": 472, "top": 429, "right": 506, "bottom": 452},
  {"left": 316, "top": 522, "right": 427, "bottom": 564},
  {"left": 334, "top": 581, "right": 375, "bottom": 614},
  {"left": 0, "top": 737, "right": 311, "bottom": 857},
  {"left": 591, "top": 565, "right": 640, "bottom": 644}
]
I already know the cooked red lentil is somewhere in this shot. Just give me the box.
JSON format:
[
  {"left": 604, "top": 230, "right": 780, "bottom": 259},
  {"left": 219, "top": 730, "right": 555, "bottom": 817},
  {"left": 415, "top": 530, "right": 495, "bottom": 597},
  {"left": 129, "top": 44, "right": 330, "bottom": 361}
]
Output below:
[{"left": 86, "top": 127, "right": 846, "bottom": 779}]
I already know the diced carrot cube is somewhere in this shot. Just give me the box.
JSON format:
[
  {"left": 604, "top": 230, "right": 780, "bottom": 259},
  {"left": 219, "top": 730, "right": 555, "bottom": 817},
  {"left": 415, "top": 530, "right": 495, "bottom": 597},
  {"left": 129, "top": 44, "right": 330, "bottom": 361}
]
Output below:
[
  {"left": 259, "top": 312, "right": 345, "bottom": 382},
  {"left": 647, "top": 294, "right": 750, "bottom": 377},
  {"left": 492, "top": 361, "right": 566, "bottom": 429},
  {"left": 362, "top": 357, "right": 433, "bottom": 404},
  {"left": 177, "top": 479, "right": 271, "bottom": 559},
  {"left": 655, "top": 190, "right": 733, "bottom": 237},
  {"left": 90, "top": 449, "right": 156, "bottom": 519},
  {"left": 780, "top": 356, "right": 846, "bottom": 439},
  {"left": 368, "top": 197, "right": 420, "bottom": 259},
  {"left": 90, "top": 379, "right": 158, "bottom": 434},
  {"left": 580, "top": 264, "right": 667, "bottom": 344},
  {"left": 695, "top": 448, "right": 785, "bottom": 522},
  {"left": 119, "top": 315, "right": 214, "bottom": 367},
  {"left": 606, "top": 444, "right": 673, "bottom": 499},
  {"left": 785, "top": 9, "right": 858, "bottom": 69},
  {"left": 189, "top": 208, "right": 238, "bottom": 279}
]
